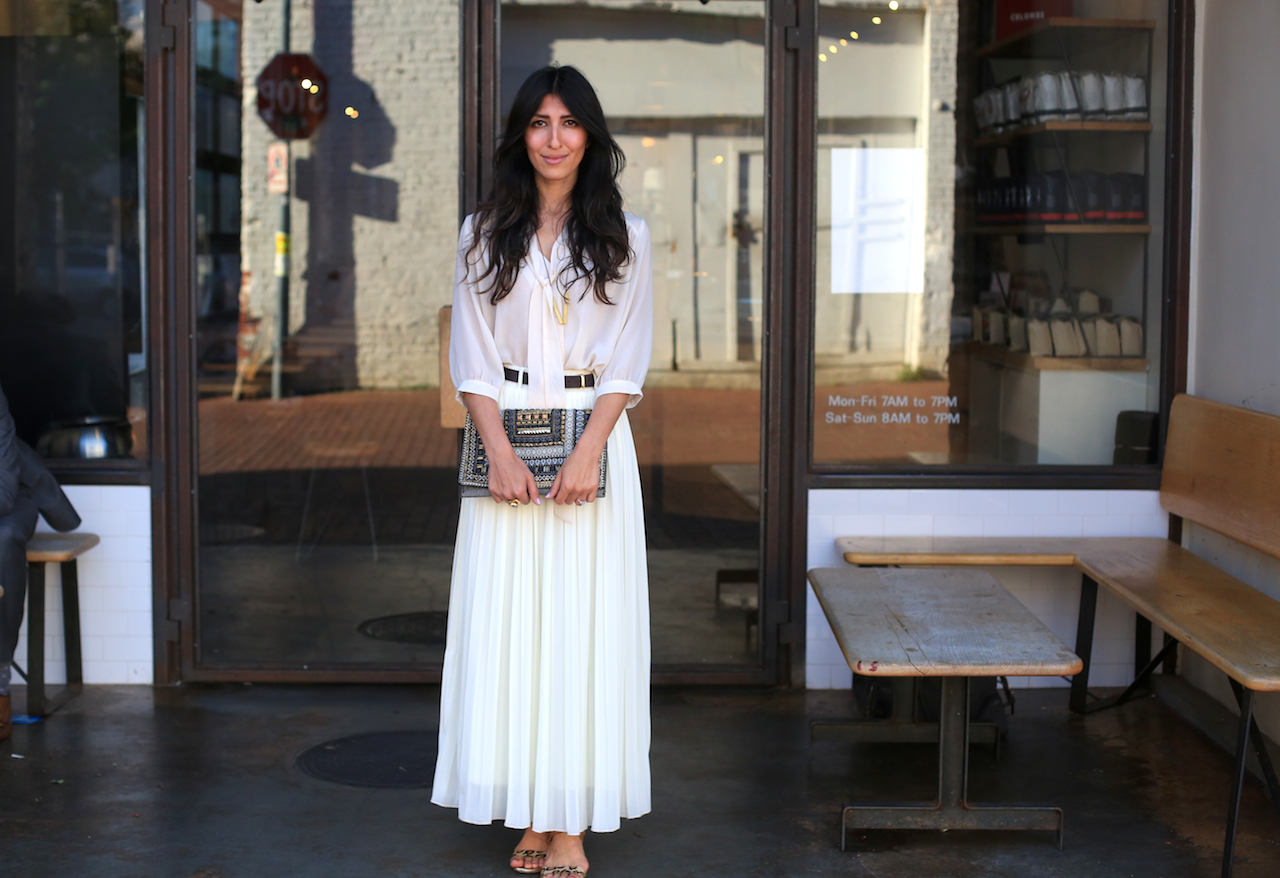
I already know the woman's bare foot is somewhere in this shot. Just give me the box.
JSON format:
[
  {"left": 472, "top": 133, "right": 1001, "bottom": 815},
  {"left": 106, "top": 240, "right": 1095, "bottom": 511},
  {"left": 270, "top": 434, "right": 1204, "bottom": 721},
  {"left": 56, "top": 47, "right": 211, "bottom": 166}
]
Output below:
[
  {"left": 510, "top": 828, "right": 550, "bottom": 873},
  {"left": 542, "top": 832, "right": 589, "bottom": 875}
]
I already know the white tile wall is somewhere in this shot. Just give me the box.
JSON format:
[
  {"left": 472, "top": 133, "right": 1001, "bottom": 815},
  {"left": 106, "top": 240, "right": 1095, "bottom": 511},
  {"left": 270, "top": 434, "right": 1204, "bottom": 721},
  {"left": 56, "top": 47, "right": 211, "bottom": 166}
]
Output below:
[
  {"left": 806, "top": 489, "right": 1169, "bottom": 690},
  {"left": 16, "top": 485, "right": 153, "bottom": 685}
]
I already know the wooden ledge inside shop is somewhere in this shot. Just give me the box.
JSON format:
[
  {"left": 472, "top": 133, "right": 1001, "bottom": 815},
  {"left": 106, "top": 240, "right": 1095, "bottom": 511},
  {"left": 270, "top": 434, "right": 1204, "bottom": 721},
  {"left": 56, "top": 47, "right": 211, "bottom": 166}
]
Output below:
[{"left": 968, "top": 341, "right": 1149, "bottom": 372}]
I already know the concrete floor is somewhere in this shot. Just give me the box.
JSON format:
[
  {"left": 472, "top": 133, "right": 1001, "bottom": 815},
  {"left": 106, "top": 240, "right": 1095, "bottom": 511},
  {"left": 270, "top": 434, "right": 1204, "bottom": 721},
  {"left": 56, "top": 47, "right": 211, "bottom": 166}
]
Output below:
[{"left": 1, "top": 684, "right": 1277, "bottom": 877}]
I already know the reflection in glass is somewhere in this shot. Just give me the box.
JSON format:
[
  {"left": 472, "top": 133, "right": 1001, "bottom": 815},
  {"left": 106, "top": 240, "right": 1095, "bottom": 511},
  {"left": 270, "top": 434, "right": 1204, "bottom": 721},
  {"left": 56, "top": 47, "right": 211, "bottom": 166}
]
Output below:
[
  {"left": 0, "top": 0, "right": 147, "bottom": 459},
  {"left": 194, "top": 0, "right": 462, "bottom": 668},
  {"left": 813, "top": 1, "right": 1167, "bottom": 468},
  {"left": 503, "top": 1, "right": 766, "bottom": 667}
]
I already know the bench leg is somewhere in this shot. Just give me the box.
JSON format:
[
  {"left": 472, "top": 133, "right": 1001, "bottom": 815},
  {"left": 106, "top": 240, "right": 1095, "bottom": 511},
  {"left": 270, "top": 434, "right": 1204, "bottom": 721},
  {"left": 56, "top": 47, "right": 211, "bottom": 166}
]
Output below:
[
  {"left": 1082, "top": 636, "right": 1179, "bottom": 715},
  {"left": 1223, "top": 688, "right": 1255, "bottom": 878},
  {"left": 1069, "top": 574, "right": 1098, "bottom": 715},
  {"left": 1228, "top": 680, "right": 1280, "bottom": 817},
  {"left": 25, "top": 561, "right": 46, "bottom": 718},
  {"left": 1135, "top": 614, "right": 1152, "bottom": 678},
  {"left": 840, "top": 678, "right": 1063, "bottom": 851}
]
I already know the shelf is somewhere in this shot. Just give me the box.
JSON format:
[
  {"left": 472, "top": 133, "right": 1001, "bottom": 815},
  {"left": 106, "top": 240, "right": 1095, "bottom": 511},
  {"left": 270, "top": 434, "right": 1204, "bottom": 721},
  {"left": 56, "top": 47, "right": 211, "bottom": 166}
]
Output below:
[
  {"left": 978, "top": 18, "right": 1157, "bottom": 60},
  {"left": 969, "top": 223, "right": 1151, "bottom": 236},
  {"left": 975, "top": 121, "right": 1152, "bottom": 147},
  {"left": 968, "top": 342, "right": 1148, "bottom": 373}
]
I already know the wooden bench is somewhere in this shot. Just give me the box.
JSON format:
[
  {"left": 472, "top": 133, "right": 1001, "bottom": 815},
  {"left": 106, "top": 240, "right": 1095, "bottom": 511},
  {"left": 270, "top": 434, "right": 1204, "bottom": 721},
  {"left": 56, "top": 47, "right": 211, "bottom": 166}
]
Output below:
[
  {"left": 808, "top": 567, "right": 1082, "bottom": 849},
  {"left": 20, "top": 533, "right": 99, "bottom": 717},
  {"left": 836, "top": 394, "right": 1280, "bottom": 877}
]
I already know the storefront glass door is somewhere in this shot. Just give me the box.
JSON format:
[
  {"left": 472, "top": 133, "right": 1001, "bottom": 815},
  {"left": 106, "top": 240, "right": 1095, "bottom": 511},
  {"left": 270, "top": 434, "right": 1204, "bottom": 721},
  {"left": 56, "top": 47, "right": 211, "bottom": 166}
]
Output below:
[
  {"left": 500, "top": 0, "right": 769, "bottom": 671},
  {"left": 187, "top": 0, "right": 772, "bottom": 676}
]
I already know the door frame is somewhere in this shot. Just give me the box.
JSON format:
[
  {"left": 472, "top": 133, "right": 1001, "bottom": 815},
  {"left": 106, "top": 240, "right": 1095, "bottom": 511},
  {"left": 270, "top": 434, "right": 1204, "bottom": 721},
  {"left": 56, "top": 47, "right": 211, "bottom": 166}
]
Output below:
[
  {"left": 467, "top": 0, "right": 815, "bottom": 686},
  {"left": 152, "top": 0, "right": 817, "bottom": 685}
]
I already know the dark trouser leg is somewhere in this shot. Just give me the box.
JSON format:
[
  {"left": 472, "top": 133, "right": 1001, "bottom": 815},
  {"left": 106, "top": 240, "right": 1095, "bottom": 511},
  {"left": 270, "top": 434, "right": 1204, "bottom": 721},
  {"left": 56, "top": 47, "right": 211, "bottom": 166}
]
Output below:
[{"left": 0, "top": 528, "right": 29, "bottom": 667}]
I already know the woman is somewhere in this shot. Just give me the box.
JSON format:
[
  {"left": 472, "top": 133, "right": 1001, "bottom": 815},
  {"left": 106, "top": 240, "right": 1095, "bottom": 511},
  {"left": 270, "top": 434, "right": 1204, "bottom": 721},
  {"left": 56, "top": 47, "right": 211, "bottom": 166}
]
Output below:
[{"left": 431, "top": 66, "right": 653, "bottom": 878}]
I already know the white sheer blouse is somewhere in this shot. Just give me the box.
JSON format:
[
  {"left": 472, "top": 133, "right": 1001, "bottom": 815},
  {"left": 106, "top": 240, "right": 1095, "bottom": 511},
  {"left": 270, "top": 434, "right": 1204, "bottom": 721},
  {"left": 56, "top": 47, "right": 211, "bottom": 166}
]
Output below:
[{"left": 450, "top": 211, "right": 654, "bottom": 410}]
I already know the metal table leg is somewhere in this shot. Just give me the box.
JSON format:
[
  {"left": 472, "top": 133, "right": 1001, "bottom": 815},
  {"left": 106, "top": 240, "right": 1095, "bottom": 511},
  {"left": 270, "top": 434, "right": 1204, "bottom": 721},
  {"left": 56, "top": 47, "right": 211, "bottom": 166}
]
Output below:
[
  {"left": 811, "top": 677, "right": 1000, "bottom": 751},
  {"left": 840, "top": 678, "right": 1064, "bottom": 850}
]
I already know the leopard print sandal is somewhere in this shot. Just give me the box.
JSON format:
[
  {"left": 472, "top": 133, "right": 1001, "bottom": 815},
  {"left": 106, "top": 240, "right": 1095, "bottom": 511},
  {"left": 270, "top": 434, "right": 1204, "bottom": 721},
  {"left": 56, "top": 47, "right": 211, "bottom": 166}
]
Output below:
[{"left": 510, "top": 849, "right": 547, "bottom": 874}]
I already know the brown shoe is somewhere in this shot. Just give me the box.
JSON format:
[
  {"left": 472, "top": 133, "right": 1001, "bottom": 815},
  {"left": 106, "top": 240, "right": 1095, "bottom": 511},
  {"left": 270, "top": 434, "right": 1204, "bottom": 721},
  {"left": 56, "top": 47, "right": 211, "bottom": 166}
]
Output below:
[{"left": 0, "top": 693, "right": 10, "bottom": 741}]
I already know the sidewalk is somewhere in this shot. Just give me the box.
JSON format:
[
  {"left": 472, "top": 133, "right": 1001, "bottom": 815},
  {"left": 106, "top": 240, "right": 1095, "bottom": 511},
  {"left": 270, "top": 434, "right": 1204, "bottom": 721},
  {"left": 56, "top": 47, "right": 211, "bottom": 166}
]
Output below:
[{"left": 0, "top": 684, "right": 1276, "bottom": 877}]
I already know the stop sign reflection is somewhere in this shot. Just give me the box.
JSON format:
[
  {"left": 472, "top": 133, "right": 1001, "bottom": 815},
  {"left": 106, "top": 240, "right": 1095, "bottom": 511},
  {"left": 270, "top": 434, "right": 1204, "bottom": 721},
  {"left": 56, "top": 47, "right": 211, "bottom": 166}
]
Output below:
[{"left": 256, "top": 53, "right": 329, "bottom": 140}]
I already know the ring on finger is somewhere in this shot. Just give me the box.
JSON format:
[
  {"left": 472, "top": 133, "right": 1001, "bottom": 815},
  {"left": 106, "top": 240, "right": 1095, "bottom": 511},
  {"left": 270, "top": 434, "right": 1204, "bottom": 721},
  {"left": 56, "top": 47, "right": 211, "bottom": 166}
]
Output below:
[
  {"left": 508, "top": 499, "right": 520, "bottom": 507},
  {"left": 575, "top": 498, "right": 584, "bottom": 506}
]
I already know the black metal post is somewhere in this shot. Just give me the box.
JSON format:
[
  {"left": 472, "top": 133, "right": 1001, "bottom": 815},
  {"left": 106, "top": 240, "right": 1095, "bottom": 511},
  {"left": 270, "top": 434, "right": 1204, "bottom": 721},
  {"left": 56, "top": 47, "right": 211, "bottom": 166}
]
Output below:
[
  {"left": 272, "top": 0, "right": 292, "bottom": 401},
  {"left": 1222, "top": 687, "right": 1254, "bottom": 878},
  {"left": 1069, "top": 574, "right": 1098, "bottom": 714}
]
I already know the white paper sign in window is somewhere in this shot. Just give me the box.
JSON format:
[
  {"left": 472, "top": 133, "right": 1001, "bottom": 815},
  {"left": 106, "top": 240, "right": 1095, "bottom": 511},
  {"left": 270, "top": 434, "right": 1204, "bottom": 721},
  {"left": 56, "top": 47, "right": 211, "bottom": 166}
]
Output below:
[{"left": 830, "top": 148, "right": 925, "bottom": 294}]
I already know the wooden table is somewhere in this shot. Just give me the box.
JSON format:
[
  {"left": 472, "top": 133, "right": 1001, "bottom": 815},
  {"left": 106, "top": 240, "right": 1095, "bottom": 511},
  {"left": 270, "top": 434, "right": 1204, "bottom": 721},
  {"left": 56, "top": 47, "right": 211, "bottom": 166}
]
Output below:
[
  {"left": 24, "top": 533, "right": 99, "bottom": 717},
  {"left": 808, "top": 567, "right": 1083, "bottom": 849}
]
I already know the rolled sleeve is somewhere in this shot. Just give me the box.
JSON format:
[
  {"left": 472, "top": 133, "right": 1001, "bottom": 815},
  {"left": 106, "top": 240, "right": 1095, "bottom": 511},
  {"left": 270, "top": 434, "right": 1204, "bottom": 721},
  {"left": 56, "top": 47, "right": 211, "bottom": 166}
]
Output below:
[
  {"left": 596, "top": 217, "right": 654, "bottom": 409},
  {"left": 448, "top": 217, "right": 506, "bottom": 405}
]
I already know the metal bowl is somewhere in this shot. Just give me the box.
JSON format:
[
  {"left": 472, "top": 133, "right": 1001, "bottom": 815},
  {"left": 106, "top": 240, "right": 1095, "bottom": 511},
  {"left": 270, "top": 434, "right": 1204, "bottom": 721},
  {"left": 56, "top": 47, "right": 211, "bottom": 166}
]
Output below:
[{"left": 36, "top": 417, "right": 134, "bottom": 460}]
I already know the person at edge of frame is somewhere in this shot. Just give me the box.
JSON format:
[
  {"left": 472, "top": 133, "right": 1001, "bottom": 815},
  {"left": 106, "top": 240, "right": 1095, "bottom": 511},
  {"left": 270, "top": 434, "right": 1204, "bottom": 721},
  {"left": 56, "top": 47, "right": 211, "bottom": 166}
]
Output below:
[
  {"left": 430, "top": 65, "right": 655, "bottom": 878},
  {"left": 0, "top": 382, "right": 82, "bottom": 741}
]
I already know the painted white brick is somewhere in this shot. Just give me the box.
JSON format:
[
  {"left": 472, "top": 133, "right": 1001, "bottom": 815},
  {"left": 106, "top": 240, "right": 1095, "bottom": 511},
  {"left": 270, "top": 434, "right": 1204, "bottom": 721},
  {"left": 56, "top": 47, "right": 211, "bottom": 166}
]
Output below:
[
  {"left": 828, "top": 666, "right": 853, "bottom": 690},
  {"left": 806, "top": 664, "right": 832, "bottom": 689},
  {"left": 857, "top": 490, "right": 911, "bottom": 515},
  {"left": 89, "top": 662, "right": 130, "bottom": 684},
  {"left": 831, "top": 514, "right": 884, "bottom": 537},
  {"left": 1009, "top": 490, "right": 1061, "bottom": 515},
  {"left": 883, "top": 514, "right": 933, "bottom": 536},
  {"left": 1107, "top": 491, "right": 1164, "bottom": 516},
  {"left": 1056, "top": 491, "right": 1111, "bottom": 515},
  {"left": 1131, "top": 514, "right": 1170, "bottom": 537},
  {"left": 809, "top": 489, "right": 860, "bottom": 516},
  {"left": 808, "top": 514, "right": 835, "bottom": 541},
  {"left": 807, "top": 539, "right": 842, "bottom": 569},
  {"left": 102, "top": 586, "right": 151, "bottom": 614},
  {"left": 982, "top": 514, "right": 1037, "bottom": 537},
  {"left": 102, "top": 637, "right": 153, "bottom": 663},
  {"left": 127, "top": 662, "right": 154, "bottom": 684},
  {"left": 907, "top": 489, "right": 960, "bottom": 515},
  {"left": 126, "top": 612, "right": 152, "bottom": 639},
  {"left": 932, "top": 515, "right": 985, "bottom": 537},
  {"left": 956, "top": 490, "right": 1010, "bottom": 515},
  {"left": 1082, "top": 514, "right": 1135, "bottom": 537},
  {"left": 1032, "top": 515, "right": 1084, "bottom": 537}
]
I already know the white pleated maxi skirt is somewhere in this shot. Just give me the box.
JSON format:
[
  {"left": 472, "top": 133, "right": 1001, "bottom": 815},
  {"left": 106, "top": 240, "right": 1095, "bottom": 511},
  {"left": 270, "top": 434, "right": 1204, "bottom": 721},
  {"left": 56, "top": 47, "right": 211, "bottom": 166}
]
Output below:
[{"left": 431, "top": 378, "right": 652, "bottom": 834}]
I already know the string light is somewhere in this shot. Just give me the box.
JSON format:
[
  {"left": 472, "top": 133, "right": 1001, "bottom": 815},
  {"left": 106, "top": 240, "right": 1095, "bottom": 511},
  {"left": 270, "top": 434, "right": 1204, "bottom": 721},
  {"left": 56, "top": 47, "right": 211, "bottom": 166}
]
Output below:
[
  {"left": 829, "top": 44, "right": 838, "bottom": 53},
  {"left": 889, "top": 1, "right": 899, "bottom": 10},
  {"left": 872, "top": 16, "right": 882, "bottom": 25},
  {"left": 818, "top": 52, "right": 827, "bottom": 61},
  {"left": 345, "top": 106, "right": 359, "bottom": 118},
  {"left": 840, "top": 38, "right": 847, "bottom": 46},
  {"left": 850, "top": 31, "right": 859, "bottom": 39},
  {"left": 301, "top": 78, "right": 312, "bottom": 89}
]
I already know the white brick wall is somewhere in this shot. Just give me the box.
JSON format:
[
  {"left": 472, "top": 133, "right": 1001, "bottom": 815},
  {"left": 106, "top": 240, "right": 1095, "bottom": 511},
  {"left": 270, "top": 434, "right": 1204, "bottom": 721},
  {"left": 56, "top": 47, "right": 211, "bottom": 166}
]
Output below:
[
  {"left": 16, "top": 485, "right": 153, "bottom": 686},
  {"left": 805, "top": 489, "right": 1169, "bottom": 689}
]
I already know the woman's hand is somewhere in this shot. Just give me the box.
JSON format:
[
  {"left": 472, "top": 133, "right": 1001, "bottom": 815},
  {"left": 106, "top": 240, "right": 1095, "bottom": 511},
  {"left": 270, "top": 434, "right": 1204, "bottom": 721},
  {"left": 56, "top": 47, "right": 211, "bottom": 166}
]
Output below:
[
  {"left": 547, "top": 441, "right": 605, "bottom": 506},
  {"left": 547, "top": 392, "right": 629, "bottom": 506},
  {"left": 461, "top": 392, "right": 539, "bottom": 505},
  {"left": 487, "top": 445, "right": 540, "bottom": 505}
]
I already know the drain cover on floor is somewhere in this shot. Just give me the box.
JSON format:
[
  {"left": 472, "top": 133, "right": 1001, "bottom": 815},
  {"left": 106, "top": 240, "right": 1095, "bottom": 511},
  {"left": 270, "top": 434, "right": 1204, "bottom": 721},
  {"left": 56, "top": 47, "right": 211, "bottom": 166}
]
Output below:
[
  {"left": 358, "top": 611, "right": 448, "bottom": 645},
  {"left": 296, "top": 731, "right": 437, "bottom": 788}
]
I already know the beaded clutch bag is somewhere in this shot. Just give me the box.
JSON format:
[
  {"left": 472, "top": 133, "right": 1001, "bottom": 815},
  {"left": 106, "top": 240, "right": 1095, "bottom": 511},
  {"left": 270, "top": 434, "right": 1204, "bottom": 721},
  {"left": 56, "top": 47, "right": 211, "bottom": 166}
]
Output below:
[{"left": 458, "top": 408, "right": 607, "bottom": 498}]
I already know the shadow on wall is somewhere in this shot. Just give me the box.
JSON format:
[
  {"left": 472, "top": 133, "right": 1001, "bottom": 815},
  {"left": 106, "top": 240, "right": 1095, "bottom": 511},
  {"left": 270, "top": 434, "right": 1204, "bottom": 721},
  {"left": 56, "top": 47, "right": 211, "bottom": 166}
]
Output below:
[{"left": 291, "top": 0, "right": 398, "bottom": 393}]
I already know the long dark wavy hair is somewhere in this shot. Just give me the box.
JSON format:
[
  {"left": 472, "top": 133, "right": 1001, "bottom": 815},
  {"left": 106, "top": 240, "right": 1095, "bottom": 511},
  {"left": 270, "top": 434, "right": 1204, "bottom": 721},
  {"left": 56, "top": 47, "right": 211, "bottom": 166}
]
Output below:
[{"left": 467, "top": 65, "right": 631, "bottom": 305}]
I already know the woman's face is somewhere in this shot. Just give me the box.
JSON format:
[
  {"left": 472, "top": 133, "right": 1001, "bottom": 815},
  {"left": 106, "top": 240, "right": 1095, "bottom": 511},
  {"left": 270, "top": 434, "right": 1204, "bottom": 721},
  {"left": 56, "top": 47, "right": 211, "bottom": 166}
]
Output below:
[{"left": 525, "top": 93, "right": 587, "bottom": 190}]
